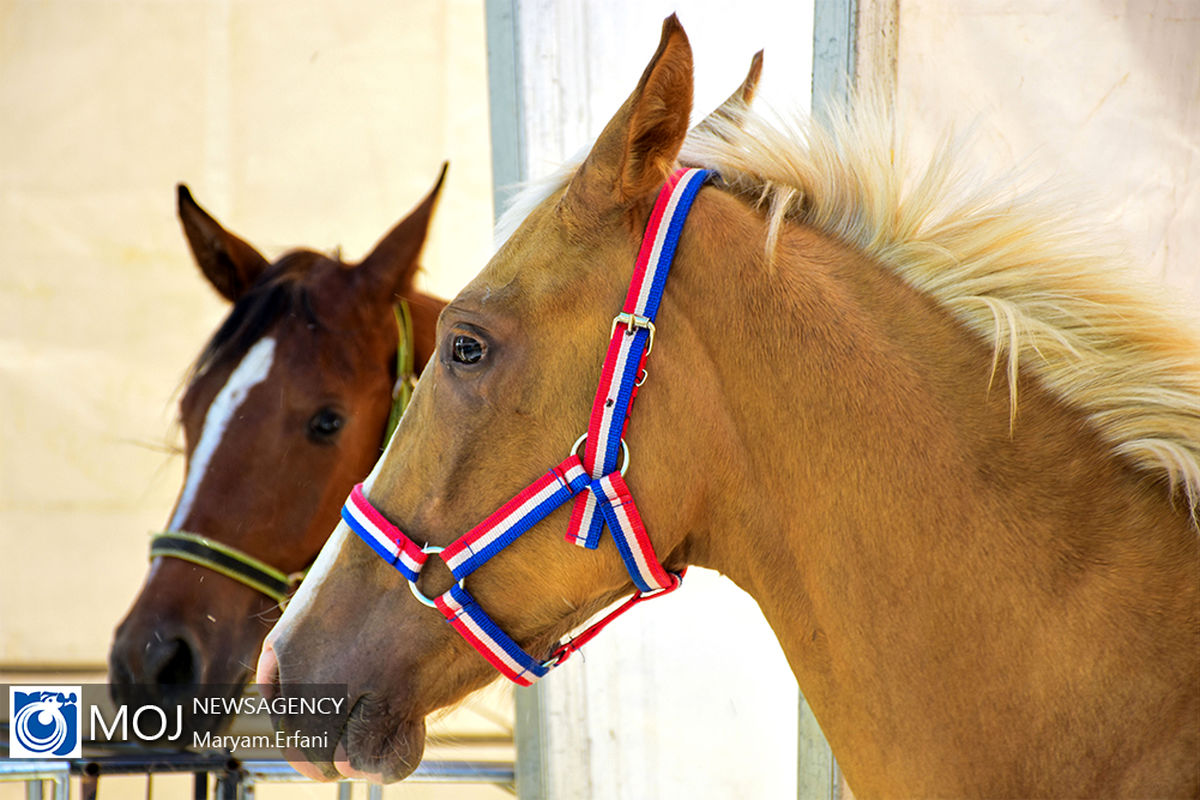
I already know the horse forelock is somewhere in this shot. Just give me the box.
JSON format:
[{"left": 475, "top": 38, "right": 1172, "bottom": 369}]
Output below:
[
  {"left": 499, "top": 95, "right": 1200, "bottom": 522},
  {"left": 189, "top": 251, "right": 328, "bottom": 382}
]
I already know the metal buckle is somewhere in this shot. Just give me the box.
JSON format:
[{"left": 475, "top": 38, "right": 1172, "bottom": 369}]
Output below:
[
  {"left": 571, "top": 433, "right": 630, "bottom": 477},
  {"left": 611, "top": 312, "right": 656, "bottom": 356},
  {"left": 407, "top": 545, "right": 464, "bottom": 609}
]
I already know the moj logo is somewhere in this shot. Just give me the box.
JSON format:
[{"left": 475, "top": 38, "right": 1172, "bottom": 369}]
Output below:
[{"left": 9, "top": 686, "right": 82, "bottom": 758}]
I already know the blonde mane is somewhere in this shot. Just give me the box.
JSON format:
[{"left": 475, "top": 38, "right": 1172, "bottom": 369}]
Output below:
[{"left": 499, "top": 99, "right": 1200, "bottom": 520}]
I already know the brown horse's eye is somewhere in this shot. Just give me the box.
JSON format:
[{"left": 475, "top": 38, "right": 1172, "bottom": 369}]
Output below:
[
  {"left": 452, "top": 335, "right": 485, "bottom": 365},
  {"left": 308, "top": 408, "right": 344, "bottom": 441}
]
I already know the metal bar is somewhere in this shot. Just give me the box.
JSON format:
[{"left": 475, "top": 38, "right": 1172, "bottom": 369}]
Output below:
[
  {"left": 0, "top": 763, "right": 70, "bottom": 800},
  {"left": 484, "top": 0, "right": 527, "bottom": 218},
  {"left": 0, "top": 750, "right": 238, "bottom": 776},
  {"left": 213, "top": 767, "right": 240, "bottom": 800},
  {"left": 80, "top": 767, "right": 99, "bottom": 800},
  {"left": 0, "top": 763, "right": 70, "bottom": 781},
  {"left": 797, "top": 692, "right": 841, "bottom": 800},
  {"left": 337, "top": 781, "right": 352, "bottom": 800},
  {"left": 240, "top": 761, "right": 516, "bottom": 786},
  {"left": 812, "top": 0, "right": 857, "bottom": 120},
  {"left": 366, "top": 784, "right": 381, "bottom": 800},
  {"left": 512, "top": 684, "right": 543, "bottom": 800},
  {"left": 51, "top": 771, "right": 68, "bottom": 800},
  {"left": 805, "top": 5, "right": 858, "bottom": 797},
  {"left": 484, "top": 2, "right": 542, "bottom": 796}
]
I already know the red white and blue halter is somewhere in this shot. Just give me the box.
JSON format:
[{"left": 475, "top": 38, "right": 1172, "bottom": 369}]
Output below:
[{"left": 340, "top": 168, "right": 709, "bottom": 685}]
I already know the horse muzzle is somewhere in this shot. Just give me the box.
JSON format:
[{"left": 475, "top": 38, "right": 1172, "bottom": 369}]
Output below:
[{"left": 256, "top": 636, "right": 426, "bottom": 782}]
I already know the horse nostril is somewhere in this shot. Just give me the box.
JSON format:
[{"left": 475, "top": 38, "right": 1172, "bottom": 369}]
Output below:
[
  {"left": 255, "top": 639, "right": 281, "bottom": 700},
  {"left": 150, "top": 638, "right": 197, "bottom": 687},
  {"left": 109, "top": 655, "right": 134, "bottom": 688}
]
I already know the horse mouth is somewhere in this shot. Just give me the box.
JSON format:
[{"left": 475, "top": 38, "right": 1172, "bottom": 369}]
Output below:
[{"left": 283, "top": 695, "right": 427, "bottom": 783}]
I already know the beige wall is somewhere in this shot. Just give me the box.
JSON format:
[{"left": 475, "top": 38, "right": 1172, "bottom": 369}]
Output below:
[
  {"left": 0, "top": 0, "right": 494, "bottom": 665},
  {"left": 896, "top": 0, "right": 1199, "bottom": 301}
]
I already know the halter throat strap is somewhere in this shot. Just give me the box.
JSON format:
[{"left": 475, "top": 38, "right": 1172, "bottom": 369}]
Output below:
[
  {"left": 341, "top": 168, "right": 709, "bottom": 685},
  {"left": 151, "top": 301, "right": 419, "bottom": 605}
]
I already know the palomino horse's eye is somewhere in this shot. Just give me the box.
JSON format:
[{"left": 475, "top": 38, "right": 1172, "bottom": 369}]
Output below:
[
  {"left": 308, "top": 408, "right": 344, "bottom": 441},
  {"left": 452, "top": 335, "right": 485, "bottom": 365}
]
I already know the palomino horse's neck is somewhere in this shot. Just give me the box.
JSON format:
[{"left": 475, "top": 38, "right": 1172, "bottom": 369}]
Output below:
[{"left": 660, "top": 188, "right": 1199, "bottom": 797}]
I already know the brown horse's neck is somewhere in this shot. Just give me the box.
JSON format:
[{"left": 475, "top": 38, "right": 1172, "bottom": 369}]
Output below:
[{"left": 658, "top": 189, "right": 1199, "bottom": 797}]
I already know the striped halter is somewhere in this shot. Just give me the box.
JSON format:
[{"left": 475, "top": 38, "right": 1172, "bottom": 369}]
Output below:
[
  {"left": 341, "top": 168, "right": 709, "bottom": 685},
  {"left": 150, "top": 301, "right": 418, "bottom": 606}
]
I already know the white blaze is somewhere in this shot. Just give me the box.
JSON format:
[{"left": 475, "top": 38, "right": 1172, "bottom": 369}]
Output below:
[{"left": 169, "top": 336, "right": 277, "bottom": 530}]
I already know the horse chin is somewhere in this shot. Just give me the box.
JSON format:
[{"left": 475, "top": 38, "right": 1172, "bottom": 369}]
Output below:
[
  {"left": 337, "top": 702, "right": 427, "bottom": 783},
  {"left": 281, "top": 697, "right": 426, "bottom": 784}
]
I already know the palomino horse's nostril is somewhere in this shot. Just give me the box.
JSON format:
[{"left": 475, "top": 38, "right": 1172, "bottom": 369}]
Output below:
[{"left": 255, "top": 639, "right": 281, "bottom": 700}]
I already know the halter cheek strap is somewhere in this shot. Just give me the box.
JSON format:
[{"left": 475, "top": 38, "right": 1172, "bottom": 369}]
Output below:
[
  {"left": 151, "top": 300, "right": 419, "bottom": 606},
  {"left": 386, "top": 300, "right": 417, "bottom": 444},
  {"left": 341, "top": 168, "right": 709, "bottom": 685}
]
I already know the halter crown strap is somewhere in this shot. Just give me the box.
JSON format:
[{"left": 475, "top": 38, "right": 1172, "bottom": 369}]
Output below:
[
  {"left": 340, "top": 168, "right": 709, "bottom": 685},
  {"left": 153, "top": 303, "right": 420, "bottom": 605},
  {"left": 566, "top": 168, "right": 707, "bottom": 556}
]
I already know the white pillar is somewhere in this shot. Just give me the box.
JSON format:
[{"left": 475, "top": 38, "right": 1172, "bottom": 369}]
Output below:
[{"left": 485, "top": 2, "right": 818, "bottom": 798}]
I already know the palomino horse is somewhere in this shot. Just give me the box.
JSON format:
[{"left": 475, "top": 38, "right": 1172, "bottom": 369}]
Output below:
[
  {"left": 109, "top": 168, "right": 447, "bottom": 734},
  {"left": 259, "top": 17, "right": 1199, "bottom": 796}
]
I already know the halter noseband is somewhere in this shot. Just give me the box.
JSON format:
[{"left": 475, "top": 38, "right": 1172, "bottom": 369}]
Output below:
[
  {"left": 341, "top": 169, "right": 709, "bottom": 685},
  {"left": 150, "top": 300, "right": 419, "bottom": 606},
  {"left": 149, "top": 531, "right": 303, "bottom": 604}
]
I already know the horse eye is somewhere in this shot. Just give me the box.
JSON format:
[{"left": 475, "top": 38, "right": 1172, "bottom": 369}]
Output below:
[
  {"left": 452, "top": 335, "right": 485, "bottom": 365},
  {"left": 308, "top": 408, "right": 344, "bottom": 440}
]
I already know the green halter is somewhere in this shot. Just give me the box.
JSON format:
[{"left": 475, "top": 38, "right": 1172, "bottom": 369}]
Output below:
[
  {"left": 150, "top": 301, "right": 418, "bottom": 605},
  {"left": 385, "top": 299, "right": 416, "bottom": 443}
]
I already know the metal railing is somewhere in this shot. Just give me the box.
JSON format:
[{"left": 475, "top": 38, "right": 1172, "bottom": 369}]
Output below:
[{"left": 0, "top": 751, "right": 515, "bottom": 800}]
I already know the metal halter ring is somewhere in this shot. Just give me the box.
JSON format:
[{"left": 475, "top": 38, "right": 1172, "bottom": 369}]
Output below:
[
  {"left": 571, "top": 433, "right": 630, "bottom": 477},
  {"left": 407, "top": 545, "right": 465, "bottom": 609}
]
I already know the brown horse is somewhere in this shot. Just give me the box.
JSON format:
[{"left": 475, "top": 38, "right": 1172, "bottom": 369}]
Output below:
[
  {"left": 258, "top": 17, "right": 1199, "bottom": 796},
  {"left": 109, "top": 167, "right": 447, "bottom": 734}
]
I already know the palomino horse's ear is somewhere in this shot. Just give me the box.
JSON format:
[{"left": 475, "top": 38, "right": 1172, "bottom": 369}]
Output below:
[
  {"left": 691, "top": 50, "right": 762, "bottom": 139},
  {"left": 562, "top": 15, "right": 693, "bottom": 216},
  {"left": 357, "top": 162, "right": 448, "bottom": 298},
  {"left": 177, "top": 185, "right": 270, "bottom": 303}
]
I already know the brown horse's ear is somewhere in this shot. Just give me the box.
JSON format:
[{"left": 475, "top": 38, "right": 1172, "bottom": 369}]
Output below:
[
  {"left": 691, "top": 50, "right": 762, "bottom": 139},
  {"left": 357, "top": 162, "right": 447, "bottom": 299},
  {"left": 178, "top": 184, "right": 270, "bottom": 302},
  {"left": 562, "top": 15, "right": 693, "bottom": 216}
]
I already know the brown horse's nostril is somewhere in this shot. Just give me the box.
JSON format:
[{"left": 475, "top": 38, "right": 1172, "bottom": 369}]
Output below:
[{"left": 145, "top": 637, "right": 198, "bottom": 687}]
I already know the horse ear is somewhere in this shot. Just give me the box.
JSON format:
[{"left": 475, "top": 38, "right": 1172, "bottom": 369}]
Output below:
[
  {"left": 562, "top": 15, "right": 693, "bottom": 216},
  {"left": 691, "top": 50, "right": 762, "bottom": 139},
  {"left": 177, "top": 184, "right": 270, "bottom": 302},
  {"left": 357, "top": 162, "right": 447, "bottom": 299}
]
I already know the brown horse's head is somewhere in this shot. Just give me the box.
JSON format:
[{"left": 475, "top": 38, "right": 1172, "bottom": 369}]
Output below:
[
  {"left": 257, "top": 18, "right": 724, "bottom": 781},
  {"left": 109, "top": 167, "right": 447, "bottom": 735}
]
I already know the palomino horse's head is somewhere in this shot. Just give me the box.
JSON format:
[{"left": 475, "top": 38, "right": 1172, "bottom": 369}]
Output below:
[
  {"left": 109, "top": 168, "right": 447, "bottom": 734},
  {"left": 259, "top": 15, "right": 1200, "bottom": 793},
  {"left": 258, "top": 18, "right": 731, "bottom": 781}
]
